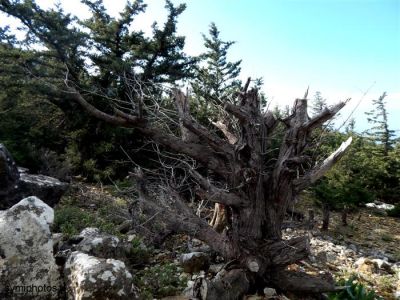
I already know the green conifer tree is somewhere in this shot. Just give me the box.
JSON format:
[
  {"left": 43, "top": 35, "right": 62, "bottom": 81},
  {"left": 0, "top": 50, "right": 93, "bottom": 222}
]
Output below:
[
  {"left": 192, "top": 22, "right": 241, "bottom": 104},
  {"left": 365, "top": 92, "right": 395, "bottom": 156},
  {"left": 0, "top": 0, "right": 196, "bottom": 180}
]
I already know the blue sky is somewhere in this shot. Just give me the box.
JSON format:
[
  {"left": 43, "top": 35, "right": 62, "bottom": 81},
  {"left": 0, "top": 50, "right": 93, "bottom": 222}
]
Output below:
[{"left": 2, "top": 0, "right": 400, "bottom": 133}]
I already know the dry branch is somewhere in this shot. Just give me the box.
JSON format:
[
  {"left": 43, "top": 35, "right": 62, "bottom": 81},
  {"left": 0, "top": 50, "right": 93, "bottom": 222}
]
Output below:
[
  {"left": 294, "top": 136, "right": 353, "bottom": 191},
  {"left": 66, "top": 87, "right": 141, "bottom": 126},
  {"left": 189, "top": 169, "right": 246, "bottom": 207},
  {"left": 211, "top": 120, "right": 238, "bottom": 144}
]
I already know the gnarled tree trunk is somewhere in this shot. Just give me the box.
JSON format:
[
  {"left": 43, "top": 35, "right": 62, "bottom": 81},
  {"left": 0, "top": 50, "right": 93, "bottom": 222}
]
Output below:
[{"left": 68, "top": 78, "right": 352, "bottom": 298}]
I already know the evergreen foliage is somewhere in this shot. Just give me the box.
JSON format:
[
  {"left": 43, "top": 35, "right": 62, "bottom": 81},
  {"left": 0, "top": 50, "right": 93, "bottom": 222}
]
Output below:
[
  {"left": 0, "top": 0, "right": 196, "bottom": 180},
  {"left": 365, "top": 92, "right": 396, "bottom": 156},
  {"left": 0, "top": 1, "right": 398, "bottom": 208},
  {"left": 191, "top": 22, "right": 242, "bottom": 104}
]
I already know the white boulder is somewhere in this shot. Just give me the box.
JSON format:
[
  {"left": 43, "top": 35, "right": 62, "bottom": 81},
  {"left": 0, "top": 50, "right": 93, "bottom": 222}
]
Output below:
[
  {"left": 0, "top": 196, "right": 61, "bottom": 299},
  {"left": 65, "top": 251, "right": 136, "bottom": 300}
]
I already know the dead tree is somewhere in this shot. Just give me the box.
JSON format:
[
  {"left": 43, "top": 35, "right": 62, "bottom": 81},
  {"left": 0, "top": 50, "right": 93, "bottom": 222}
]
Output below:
[{"left": 66, "top": 78, "right": 351, "bottom": 297}]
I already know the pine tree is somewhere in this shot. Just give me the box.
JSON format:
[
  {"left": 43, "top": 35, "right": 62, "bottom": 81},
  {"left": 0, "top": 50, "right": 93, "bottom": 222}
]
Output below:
[
  {"left": 310, "top": 91, "right": 327, "bottom": 116},
  {"left": 0, "top": 0, "right": 197, "bottom": 180},
  {"left": 192, "top": 22, "right": 241, "bottom": 104},
  {"left": 365, "top": 92, "right": 395, "bottom": 156}
]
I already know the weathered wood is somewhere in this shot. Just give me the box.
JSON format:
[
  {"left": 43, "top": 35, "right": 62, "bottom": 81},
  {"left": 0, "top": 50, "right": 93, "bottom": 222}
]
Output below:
[
  {"left": 294, "top": 137, "right": 353, "bottom": 191},
  {"left": 68, "top": 81, "right": 350, "bottom": 296},
  {"left": 322, "top": 203, "right": 330, "bottom": 231},
  {"left": 264, "top": 236, "right": 310, "bottom": 267},
  {"left": 193, "top": 269, "right": 251, "bottom": 300},
  {"left": 209, "top": 203, "right": 227, "bottom": 233},
  {"left": 211, "top": 120, "right": 238, "bottom": 144},
  {"left": 341, "top": 205, "right": 348, "bottom": 226},
  {"left": 66, "top": 86, "right": 141, "bottom": 127},
  {"left": 272, "top": 270, "right": 335, "bottom": 293},
  {"left": 173, "top": 89, "right": 200, "bottom": 144},
  {"left": 308, "top": 209, "right": 315, "bottom": 229},
  {"left": 304, "top": 100, "right": 349, "bottom": 131},
  {"left": 208, "top": 118, "right": 238, "bottom": 233},
  {"left": 189, "top": 169, "right": 245, "bottom": 207}
]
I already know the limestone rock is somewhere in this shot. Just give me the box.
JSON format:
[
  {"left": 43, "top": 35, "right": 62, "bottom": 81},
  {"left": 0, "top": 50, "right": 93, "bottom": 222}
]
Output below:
[
  {"left": 179, "top": 252, "right": 210, "bottom": 274},
  {"left": 75, "top": 231, "right": 125, "bottom": 261},
  {"left": 18, "top": 172, "right": 67, "bottom": 207},
  {"left": 0, "top": 143, "right": 67, "bottom": 209},
  {"left": 79, "top": 227, "right": 100, "bottom": 238},
  {"left": 0, "top": 196, "right": 61, "bottom": 299},
  {"left": 65, "top": 251, "right": 136, "bottom": 300},
  {"left": 371, "top": 258, "right": 395, "bottom": 274},
  {"left": 263, "top": 287, "right": 277, "bottom": 298},
  {"left": 187, "top": 238, "right": 211, "bottom": 253},
  {"left": 354, "top": 257, "right": 395, "bottom": 275},
  {"left": 366, "top": 202, "right": 395, "bottom": 211}
]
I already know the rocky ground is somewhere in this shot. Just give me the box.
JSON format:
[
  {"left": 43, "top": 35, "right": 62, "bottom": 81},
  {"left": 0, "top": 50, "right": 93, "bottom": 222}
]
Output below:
[
  {"left": 276, "top": 195, "right": 400, "bottom": 300},
  {"left": 51, "top": 183, "right": 400, "bottom": 299},
  {"left": 2, "top": 143, "right": 399, "bottom": 299},
  {"left": 1, "top": 179, "right": 399, "bottom": 299}
]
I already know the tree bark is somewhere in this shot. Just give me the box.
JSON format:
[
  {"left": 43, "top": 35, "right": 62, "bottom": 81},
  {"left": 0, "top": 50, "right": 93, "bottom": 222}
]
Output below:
[
  {"left": 67, "top": 81, "right": 351, "bottom": 297},
  {"left": 322, "top": 203, "right": 330, "bottom": 231},
  {"left": 308, "top": 209, "right": 315, "bottom": 229},
  {"left": 272, "top": 270, "right": 335, "bottom": 293},
  {"left": 209, "top": 119, "right": 238, "bottom": 233},
  {"left": 341, "top": 205, "right": 348, "bottom": 226},
  {"left": 192, "top": 269, "right": 252, "bottom": 300}
]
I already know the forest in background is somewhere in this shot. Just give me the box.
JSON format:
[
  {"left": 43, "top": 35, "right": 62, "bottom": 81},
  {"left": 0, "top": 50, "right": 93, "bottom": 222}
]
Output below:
[{"left": 1, "top": 0, "right": 398, "bottom": 219}]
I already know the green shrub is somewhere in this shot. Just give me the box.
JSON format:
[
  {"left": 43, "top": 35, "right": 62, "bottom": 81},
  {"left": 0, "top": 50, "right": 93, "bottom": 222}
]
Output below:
[
  {"left": 328, "top": 276, "right": 382, "bottom": 300},
  {"left": 53, "top": 206, "right": 95, "bottom": 237},
  {"left": 53, "top": 205, "right": 118, "bottom": 238},
  {"left": 135, "top": 263, "right": 187, "bottom": 299},
  {"left": 387, "top": 204, "right": 400, "bottom": 218},
  {"left": 126, "top": 237, "right": 152, "bottom": 268},
  {"left": 313, "top": 177, "right": 373, "bottom": 211}
]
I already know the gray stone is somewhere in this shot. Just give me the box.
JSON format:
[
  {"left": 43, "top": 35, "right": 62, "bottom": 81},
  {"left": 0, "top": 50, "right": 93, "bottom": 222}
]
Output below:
[
  {"left": 65, "top": 251, "right": 136, "bottom": 300},
  {"left": 348, "top": 243, "right": 357, "bottom": 252},
  {"left": 0, "top": 144, "right": 67, "bottom": 209},
  {"left": 18, "top": 172, "right": 67, "bottom": 207},
  {"left": 326, "top": 252, "right": 337, "bottom": 264},
  {"left": 180, "top": 252, "right": 210, "bottom": 274},
  {"left": 75, "top": 231, "right": 125, "bottom": 261},
  {"left": 263, "top": 287, "right": 277, "bottom": 298},
  {"left": 188, "top": 238, "right": 211, "bottom": 253},
  {"left": 0, "top": 196, "right": 61, "bottom": 299},
  {"left": 79, "top": 227, "right": 100, "bottom": 238},
  {"left": 371, "top": 258, "right": 395, "bottom": 274},
  {"left": 366, "top": 202, "right": 395, "bottom": 211}
]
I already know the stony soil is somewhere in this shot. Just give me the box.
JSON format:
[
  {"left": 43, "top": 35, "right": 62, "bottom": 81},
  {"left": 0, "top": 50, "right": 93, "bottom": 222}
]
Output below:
[{"left": 55, "top": 183, "right": 400, "bottom": 299}]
